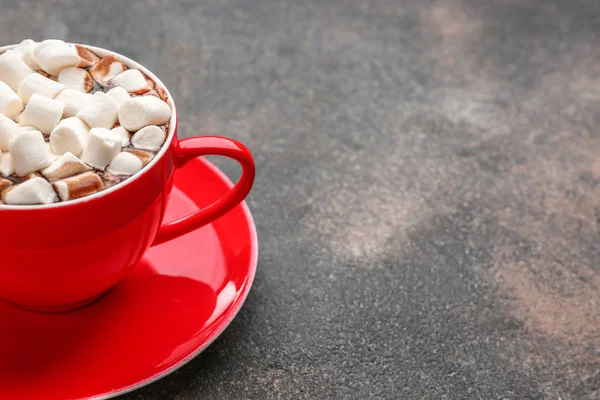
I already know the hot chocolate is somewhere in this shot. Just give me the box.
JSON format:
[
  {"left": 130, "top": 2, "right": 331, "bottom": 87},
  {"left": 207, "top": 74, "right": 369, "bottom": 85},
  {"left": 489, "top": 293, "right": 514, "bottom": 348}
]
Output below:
[{"left": 0, "top": 39, "right": 172, "bottom": 205}]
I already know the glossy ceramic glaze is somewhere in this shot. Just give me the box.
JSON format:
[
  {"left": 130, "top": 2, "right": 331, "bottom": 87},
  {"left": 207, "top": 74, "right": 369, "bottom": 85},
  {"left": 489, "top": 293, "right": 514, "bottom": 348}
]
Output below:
[
  {"left": 0, "top": 44, "right": 255, "bottom": 310},
  {"left": 0, "top": 156, "right": 258, "bottom": 400}
]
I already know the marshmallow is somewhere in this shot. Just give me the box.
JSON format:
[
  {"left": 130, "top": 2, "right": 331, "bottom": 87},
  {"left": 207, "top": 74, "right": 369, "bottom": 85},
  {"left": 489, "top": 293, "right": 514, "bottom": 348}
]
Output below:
[
  {"left": 34, "top": 40, "right": 80, "bottom": 76},
  {"left": 111, "top": 125, "right": 131, "bottom": 146},
  {"left": 16, "top": 39, "right": 41, "bottom": 70},
  {"left": 0, "top": 50, "right": 35, "bottom": 91},
  {"left": 0, "top": 81, "right": 23, "bottom": 119},
  {"left": 76, "top": 45, "right": 100, "bottom": 68},
  {"left": 124, "top": 149, "right": 153, "bottom": 166},
  {"left": 106, "top": 86, "right": 130, "bottom": 105},
  {"left": 107, "top": 152, "right": 144, "bottom": 175},
  {"left": 80, "top": 128, "right": 122, "bottom": 168},
  {"left": 58, "top": 67, "right": 94, "bottom": 92},
  {"left": 89, "top": 55, "right": 126, "bottom": 84},
  {"left": 18, "top": 73, "right": 65, "bottom": 104},
  {"left": 0, "top": 115, "right": 19, "bottom": 151},
  {"left": 0, "top": 178, "right": 11, "bottom": 191},
  {"left": 111, "top": 69, "right": 151, "bottom": 94},
  {"left": 2, "top": 177, "right": 57, "bottom": 205},
  {"left": 118, "top": 96, "right": 171, "bottom": 131},
  {"left": 53, "top": 171, "right": 104, "bottom": 201},
  {"left": 45, "top": 142, "right": 60, "bottom": 161},
  {"left": 0, "top": 153, "right": 14, "bottom": 176},
  {"left": 41, "top": 151, "right": 91, "bottom": 181},
  {"left": 34, "top": 40, "right": 64, "bottom": 53},
  {"left": 131, "top": 125, "right": 166, "bottom": 151},
  {"left": 50, "top": 150, "right": 61, "bottom": 162},
  {"left": 13, "top": 111, "right": 23, "bottom": 123},
  {"left": 19, "top": 93, "right": 64, "bottom": 134},
  {"left": 9, "top": 129, "right": 54, "bottom": 176},
  {"left": 49, "top": 117, "right": 89, "bottom": 156},
  {"left": 55, "top": 89, "right": 93, "bottom": 118},
  {"left": 76, "top": 91, "right": 119, "bottom": 129}
]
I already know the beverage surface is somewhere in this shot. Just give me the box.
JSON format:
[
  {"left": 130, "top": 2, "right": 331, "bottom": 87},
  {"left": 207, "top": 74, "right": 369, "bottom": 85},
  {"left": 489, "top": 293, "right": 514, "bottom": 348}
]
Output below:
[{"left": 0, "top": 39, "right": 172, "bottom": 205}]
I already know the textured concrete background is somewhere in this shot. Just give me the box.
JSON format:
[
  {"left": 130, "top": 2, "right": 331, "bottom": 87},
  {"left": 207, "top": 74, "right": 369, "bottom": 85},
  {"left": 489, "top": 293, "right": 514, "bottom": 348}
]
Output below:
[{"left": 2, "top": 0, "right": 600, "bottom": 399}]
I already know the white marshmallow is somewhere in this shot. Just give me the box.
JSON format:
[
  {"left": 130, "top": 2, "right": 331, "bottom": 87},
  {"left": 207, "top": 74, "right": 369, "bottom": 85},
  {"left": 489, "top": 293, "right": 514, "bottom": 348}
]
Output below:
[
  {"left": 111, "top": 69, "right": 151, "bottom": 93},
  {"left": 34, "top": 40, "right": 64, "bottom": 53},
  {"left": 107, "top": 152, "right": 143, "bottom": 175},
  {"left": 111, "top": 125, "right": 131, "bottom": 146},
  {"left": 41, "top": 151, "right": 91, "bottom": 180},
  {"left": 125, "top": 149, "right": 153, "bottom": 166},
  {"left": 80, "top": 128, "right": 122, "bottom": 168},
  {"left": 0, "top": 153, "right": 14, "bottom": 176},
  {"left": 8, "top": 129, "right": 54, "bottom": 176},
  {"left": 16, "top": 39, "right": 41, "bottom": 70},
  {"left": 49, "top": 117, "right": 89, "bottom": 156},
  {"left": 0, "top": 81, "right": 23, "bottom": 119},
  {"left": 106, "top": 86, "right": 130, "bottom": 105},
  {"left": 0, "top": 50, "right": 35, "bottom": 91},
  {"left": 55, "top": 89, "right": 93, "bottom": 118},
  {"left": 131, "top": 125, "right": 166, "bottom": 151},
  {"left": 34, "top": 40, "right": 80, "bottom": 76},
  {"left": 89, "top": 55, "right": 126, "bottom": 84},
  {"left": 2, "top": 177, "right": 57, "bottom": 205},
  {"left": 57, "top": 67, "right": 93, "bottom": 92},
  {"left": 19, "top": 93, "right": 64, "bottom": 134},
  {"left": 76, "top": 92, "right": 119, "bottom": 129},
  {"left": 53, "top": 171, "right": 104, "bottom": 201},
  {"left": 14, "top": 111, "right": 23, "bottom": 123},
  {"left": 50, "top": 149, "right": 61, "bottom": 162},
  {"left": 0, "top": 115, "right": 19, "bottom": 151},
  {"left": 118, "top": 96, "right": 171, "bottom": 131},
  {"left": 18, "top": 73, "right": 65, "bottom": 104},
  {"left": 76, "top": 45, "right": 100, "bottom": 68}
]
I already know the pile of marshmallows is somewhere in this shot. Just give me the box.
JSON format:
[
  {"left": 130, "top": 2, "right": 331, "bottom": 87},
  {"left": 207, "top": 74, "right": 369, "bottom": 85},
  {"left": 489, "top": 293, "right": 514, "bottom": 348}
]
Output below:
[{"left": 0, "top": 39, "right": 172, "bottom": 205}]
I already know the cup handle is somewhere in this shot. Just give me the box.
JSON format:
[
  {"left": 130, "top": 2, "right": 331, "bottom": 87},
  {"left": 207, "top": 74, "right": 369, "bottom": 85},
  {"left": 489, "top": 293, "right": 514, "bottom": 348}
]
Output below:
[{"left": 151, "top": 136, "right": 255, "bottom": 246}]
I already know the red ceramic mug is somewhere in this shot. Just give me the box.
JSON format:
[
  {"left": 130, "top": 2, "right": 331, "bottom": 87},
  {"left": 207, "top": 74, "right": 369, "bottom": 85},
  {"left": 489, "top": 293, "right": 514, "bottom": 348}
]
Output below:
[{"left": 0, "top": 44, "right": 255, "bottom": 312}]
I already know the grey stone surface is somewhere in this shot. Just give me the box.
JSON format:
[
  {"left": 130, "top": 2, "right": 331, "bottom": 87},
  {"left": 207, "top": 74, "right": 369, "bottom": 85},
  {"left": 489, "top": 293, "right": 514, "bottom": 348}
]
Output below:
[{"left": 2, "top": 0, "right": 600, "bottom": 399}]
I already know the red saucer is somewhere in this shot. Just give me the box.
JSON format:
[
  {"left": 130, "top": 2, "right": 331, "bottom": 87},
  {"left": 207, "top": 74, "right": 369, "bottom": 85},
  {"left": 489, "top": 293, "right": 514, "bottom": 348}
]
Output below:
[{"left": 0, "top": 157, "right": 258, "bottom": 400}]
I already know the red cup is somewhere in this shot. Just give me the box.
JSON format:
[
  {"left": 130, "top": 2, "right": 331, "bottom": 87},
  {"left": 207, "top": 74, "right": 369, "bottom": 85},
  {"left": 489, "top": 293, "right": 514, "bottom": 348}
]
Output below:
[{"left": 0, "top": 44, "right": 255, "bottom": 312}]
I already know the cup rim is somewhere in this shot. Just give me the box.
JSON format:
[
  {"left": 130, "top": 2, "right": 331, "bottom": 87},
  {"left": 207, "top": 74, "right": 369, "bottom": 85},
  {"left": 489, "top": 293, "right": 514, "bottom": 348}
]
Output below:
[{"left": 0, "top": 42, "right": 178, "bottom": 210}]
